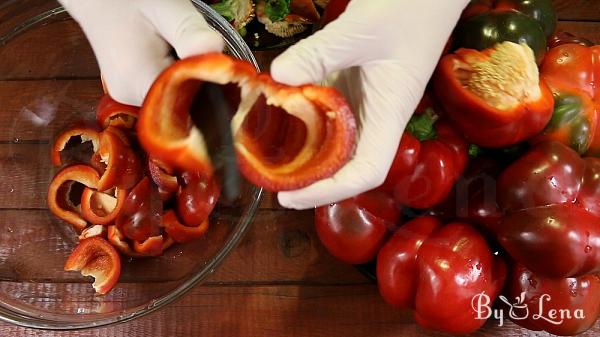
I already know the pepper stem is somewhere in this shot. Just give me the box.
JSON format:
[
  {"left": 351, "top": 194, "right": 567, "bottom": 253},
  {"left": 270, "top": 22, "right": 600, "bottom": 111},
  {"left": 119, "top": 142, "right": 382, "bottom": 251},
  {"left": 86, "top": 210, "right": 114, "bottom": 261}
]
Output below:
[{"left": 406, "top": 108, "right": 439, "bottom": 141}]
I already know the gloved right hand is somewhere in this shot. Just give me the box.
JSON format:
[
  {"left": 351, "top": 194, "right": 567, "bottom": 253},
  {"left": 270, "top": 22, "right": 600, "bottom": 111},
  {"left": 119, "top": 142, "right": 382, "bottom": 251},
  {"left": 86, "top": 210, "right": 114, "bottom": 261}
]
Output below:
[
  {"left": 271, "top": 0, "right": 471, "bottom": 209},
  {"left": 59, "top": 0, "right": 224, "bottom": 106}
]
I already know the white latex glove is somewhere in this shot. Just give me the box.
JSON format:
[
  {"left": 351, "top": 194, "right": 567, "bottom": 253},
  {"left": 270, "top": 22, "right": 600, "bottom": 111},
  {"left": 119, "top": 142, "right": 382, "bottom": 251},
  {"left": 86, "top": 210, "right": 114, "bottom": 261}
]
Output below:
[
  {"left": 272, "top": 0, "right": 470, "bottom": 209},
  {"left": 59, "top": 0, "right": 224, "bottom": 106}
]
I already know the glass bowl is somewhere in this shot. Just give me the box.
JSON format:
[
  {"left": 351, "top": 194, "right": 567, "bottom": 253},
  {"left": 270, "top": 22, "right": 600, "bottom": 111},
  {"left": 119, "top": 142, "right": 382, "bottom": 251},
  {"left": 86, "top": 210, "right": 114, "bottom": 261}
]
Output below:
[{"left": 0, "top": 0, "right": 262, "bottom": 330}]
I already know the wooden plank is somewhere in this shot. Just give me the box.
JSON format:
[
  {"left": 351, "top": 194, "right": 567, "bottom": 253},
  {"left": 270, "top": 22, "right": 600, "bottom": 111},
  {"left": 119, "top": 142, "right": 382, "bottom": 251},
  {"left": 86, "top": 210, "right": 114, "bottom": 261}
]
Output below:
[
  {"left": 0, "top": 80, "right": 101, "bottom": 142},
  {"left": 553, "top": 0, "right": 600, "bottom": 21},
  {"left": 1, "top": 16, "right": 599, "bottom": 81},
  {"left": 0, "top": 209, "right": 367, "bottom": 284},
  {"left": 0, "top": 283, "right": 597, "bottom": 337},
  {"left": 556, "top": 21, "right": 600, "bottom": 44},
  {"left": 0, "top": 18, "right": 99, "bottom": 80}
]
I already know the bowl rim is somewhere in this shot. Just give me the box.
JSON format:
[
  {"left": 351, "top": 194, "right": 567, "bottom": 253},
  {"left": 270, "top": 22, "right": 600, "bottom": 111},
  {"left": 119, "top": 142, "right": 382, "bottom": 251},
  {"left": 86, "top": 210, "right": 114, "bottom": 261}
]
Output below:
[{"left": 0, "top": 0, "right": 263, "bottom": 330}]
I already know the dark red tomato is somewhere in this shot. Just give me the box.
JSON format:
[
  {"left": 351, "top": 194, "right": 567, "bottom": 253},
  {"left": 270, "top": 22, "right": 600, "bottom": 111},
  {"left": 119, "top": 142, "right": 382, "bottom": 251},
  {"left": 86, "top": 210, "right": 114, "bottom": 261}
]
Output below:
[
  {"left": 315, "top": 190, "right": 401, "bottom": 265},
  {"left": 116, "top": 177, "right": 162, "bottom": 241},
  {"left": 505, "top": 264, "right": 600, "bottom": 335},
  {"left": 176, "top": 171, "right": 221, "bottom": 227}
]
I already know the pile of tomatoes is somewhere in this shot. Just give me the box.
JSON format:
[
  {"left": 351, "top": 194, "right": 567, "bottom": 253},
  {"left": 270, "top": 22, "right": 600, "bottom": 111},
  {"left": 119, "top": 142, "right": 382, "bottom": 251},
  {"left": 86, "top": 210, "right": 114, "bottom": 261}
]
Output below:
[{"left": 315, "top": 0, "right": 600, "bottom": 335}]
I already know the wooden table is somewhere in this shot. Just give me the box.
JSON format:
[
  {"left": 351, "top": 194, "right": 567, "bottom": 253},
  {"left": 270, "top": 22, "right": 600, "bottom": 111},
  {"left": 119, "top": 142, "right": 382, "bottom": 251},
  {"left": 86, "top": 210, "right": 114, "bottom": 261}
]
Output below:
[{"left": 0, "top": 0, "right": 599, "bottom": 336}]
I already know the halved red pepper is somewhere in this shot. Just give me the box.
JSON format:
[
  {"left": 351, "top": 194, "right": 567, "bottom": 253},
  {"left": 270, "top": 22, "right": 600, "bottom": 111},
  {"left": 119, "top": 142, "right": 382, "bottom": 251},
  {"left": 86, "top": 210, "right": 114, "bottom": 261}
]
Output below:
[
  {"left": 138, "top": 53, "right": 257, "bottom": 176},
  {"left": 47, "top": 164, "right": 100, "bottom": 231},
  {"left": 162, "top": 210, "right": 209, "bottom": 243},
  {"left": 496, "top": 141, "right": 600, "bottom": 278},
  {"left": 96, "top": 94, "right": 139, "bottom": 130},
  {"left": 96, "top": 126, "right": 143, "bottom": 191},
  {"left": 379, "top": 100, "right": 468, "bottom": 209},
  {"left": 434, "top": 41, "right": 554, "bottom": 148},
  {"left": 64, "top": 237, "right": 121, "bottom": 295},
  {"left": 132, "top": 235, "right": 165, "bottom": 257},
  {"left": 376, "top": 217, "right": 507, "bottom": 334},
  {"left": 80, "top": 187, "right": 127, "bottom": 225},
  {"left": 537, "top": 44, "right": 600, "bottom": 156},
  {"left": 51, "top": 125, "right": 100, "bottom": 166},
  {"left": 138, "top": 53, "right": 357, "bottom": 191}
]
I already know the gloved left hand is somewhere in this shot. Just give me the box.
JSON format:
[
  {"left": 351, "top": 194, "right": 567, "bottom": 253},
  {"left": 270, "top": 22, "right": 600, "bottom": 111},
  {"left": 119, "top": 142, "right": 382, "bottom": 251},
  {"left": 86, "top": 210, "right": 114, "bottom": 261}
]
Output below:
[{"left": 59, "top": 0, "right": 224, "bottom": 106}]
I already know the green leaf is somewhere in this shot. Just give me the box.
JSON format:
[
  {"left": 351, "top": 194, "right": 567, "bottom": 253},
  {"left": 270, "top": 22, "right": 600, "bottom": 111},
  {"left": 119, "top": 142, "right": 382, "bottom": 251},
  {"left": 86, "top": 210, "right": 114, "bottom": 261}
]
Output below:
[
  {"left": 406, "top": 108, "right": 439, "bottom": 141},
  {"left": 265, "top": 0, "right": 291, "bottom": 22},
  {"left": 211, "top": 0, "right": 236, "bottom": 21}
]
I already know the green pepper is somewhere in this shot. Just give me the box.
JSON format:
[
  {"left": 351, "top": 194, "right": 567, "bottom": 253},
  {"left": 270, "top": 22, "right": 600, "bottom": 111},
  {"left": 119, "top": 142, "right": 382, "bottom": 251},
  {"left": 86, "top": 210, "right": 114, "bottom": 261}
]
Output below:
[
  {"left": 452, "top": 11, "right": 547, "bottom": 64},
  {"left": 462, "top": 0, "right": 557, "bottom": 37}
]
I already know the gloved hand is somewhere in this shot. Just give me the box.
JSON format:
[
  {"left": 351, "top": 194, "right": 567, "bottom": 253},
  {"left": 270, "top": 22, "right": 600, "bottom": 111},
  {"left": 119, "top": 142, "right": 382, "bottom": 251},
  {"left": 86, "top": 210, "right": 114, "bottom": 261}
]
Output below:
[
  {"left": 272, "top": 0, "right": 470, "bottom": 209},
  {"left": 59, "top": 0, "right": 224, "bottom": 106}
]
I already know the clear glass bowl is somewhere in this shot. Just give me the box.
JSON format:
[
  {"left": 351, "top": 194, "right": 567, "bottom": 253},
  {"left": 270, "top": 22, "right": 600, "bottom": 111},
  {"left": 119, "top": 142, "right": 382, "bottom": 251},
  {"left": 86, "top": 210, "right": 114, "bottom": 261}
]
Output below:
[{"left": 0, "top": 0, "right": 262, "bottom": 330}]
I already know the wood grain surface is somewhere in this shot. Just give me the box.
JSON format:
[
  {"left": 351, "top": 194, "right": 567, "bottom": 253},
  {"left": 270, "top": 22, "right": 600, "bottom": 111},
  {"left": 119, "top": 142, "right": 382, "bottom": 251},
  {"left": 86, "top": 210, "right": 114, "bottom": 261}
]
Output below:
[{"left": 0, "top": 1, "right": 599, "bottom": 336}]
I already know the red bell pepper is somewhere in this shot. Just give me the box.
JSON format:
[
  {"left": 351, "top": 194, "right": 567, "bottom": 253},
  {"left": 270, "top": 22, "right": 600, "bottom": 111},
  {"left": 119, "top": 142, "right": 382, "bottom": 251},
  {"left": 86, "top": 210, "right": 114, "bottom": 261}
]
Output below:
[
  {"left": 496, "top": 141, "right": 600, "bottom": 278},
  {"left": 162, "top": 210, "right": 209, "bottom": 243},
  {"left": 138, "top": 53, "right": 356, "bottom": 191},
  {"left": 434, "top": 41, "right": 554, "bottom": 148},
  {"left": 96, "top": 94, "right": 139, "bottom": 130},
  {"left": 96, "top": 126, "right": 143, "bottom": 191},
  {"left": 51, "top": 125, "right": 100, "bottom": 166},
  {"left": 47, "top": 164, "right": 100, "bottom": 231},
  {"left": 379, "top": 99, "right": 468, "bottom": 209},
  {"left": 176, "top": 171, "right": 220, "bottom": 227},
  {"left": 80, "top": 187, "right": 127, "bottom": 225},
  {"left": 115, "top": 177, "right": 162, "bottom": 242},
  {"left": 376, "top": 217, "right": 507, "bottom": 334},
  {"left": 64, "top": 237, "right": 121, "bottom": 295},
  {"left": 315, "top": 190, "right": 401, "bottom": 265},
  {"left": 148, "top": 158, "right": 179, "bottom": 201},
  {"left": 503, "top": 264, "right": 600, "bottom": 335},
  {"left": 536, "top": 44, "right": 600, "bottom": 156}
]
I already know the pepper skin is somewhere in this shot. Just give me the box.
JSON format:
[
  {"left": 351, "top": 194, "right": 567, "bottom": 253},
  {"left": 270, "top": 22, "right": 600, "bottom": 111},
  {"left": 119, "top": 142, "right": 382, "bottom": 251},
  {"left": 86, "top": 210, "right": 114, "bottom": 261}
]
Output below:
[
  {"left": 96, "top": 94, "right": 139, "bottom": 130},
  {"left": 47, "top": 164, "right": 100, "bottom": 231},
  {"left": 64, "top": 237, "right": 121, "bottom": 295}
]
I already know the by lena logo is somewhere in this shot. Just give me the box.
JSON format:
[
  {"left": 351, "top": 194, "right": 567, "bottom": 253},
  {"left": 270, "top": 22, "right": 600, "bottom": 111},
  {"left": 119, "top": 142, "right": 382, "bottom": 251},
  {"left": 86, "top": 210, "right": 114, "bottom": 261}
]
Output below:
[{"left": 471, "top": 292, "right": 586, "bottom": 327}]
